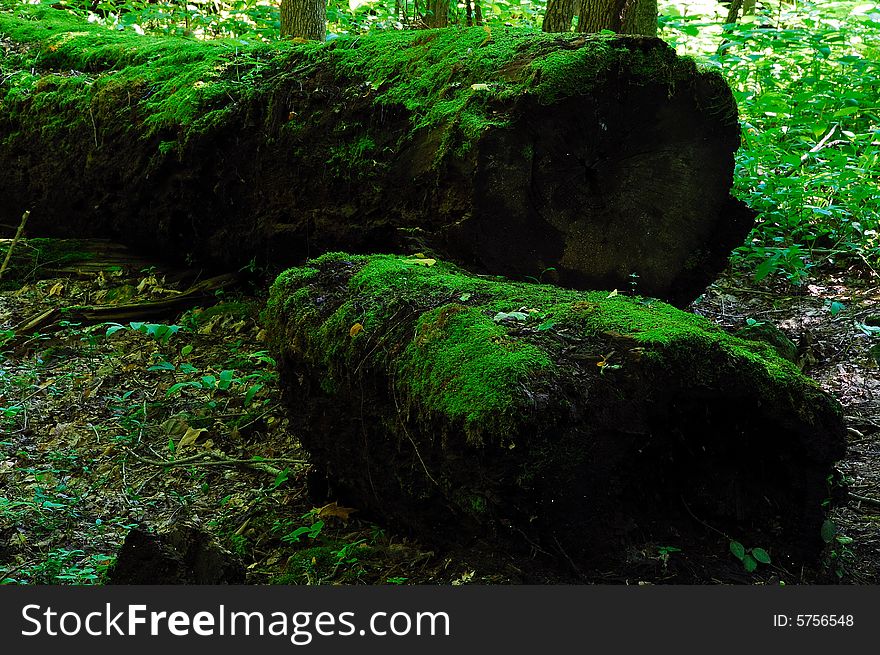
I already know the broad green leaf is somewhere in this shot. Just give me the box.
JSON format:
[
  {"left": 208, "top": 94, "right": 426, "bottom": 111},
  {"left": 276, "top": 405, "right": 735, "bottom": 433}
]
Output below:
[
  {"left": 730, "top": 540, "right": 746, "bottom": 560},
  {"left": 754, "top": 258, "right": 778, "bottom": 282},
  {"left": 752, "top": 548, "right": 771, "bottom": 564},
  {"left": 821, "top": 519, "right": 836, "bottom": 543}
]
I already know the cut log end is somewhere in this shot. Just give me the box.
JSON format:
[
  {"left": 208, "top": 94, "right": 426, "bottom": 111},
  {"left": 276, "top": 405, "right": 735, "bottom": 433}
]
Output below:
[{"left": 451, "top": 70, "right": 751, "bottom": 306}]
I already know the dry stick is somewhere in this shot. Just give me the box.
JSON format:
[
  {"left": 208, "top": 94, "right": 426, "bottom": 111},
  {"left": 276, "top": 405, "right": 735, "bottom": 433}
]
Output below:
[
  {"left": 0, "top": 210, "right": 30, "bottom": 281},
  {"left": 781, "top": 125, "right": 838, "bottom": 177},
  {"left": 849, "top": 492, "right": 880, "bottom": 509},
  {"left": 124, "top": 448, "right": 306, "bottom": 477}
]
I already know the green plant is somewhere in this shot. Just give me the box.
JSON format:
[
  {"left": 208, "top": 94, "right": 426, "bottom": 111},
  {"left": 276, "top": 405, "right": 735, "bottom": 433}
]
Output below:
[
  {"left": 105, "top": 321, "right": 182, "bottom": 344},
  {"left": 730, "top": 540, "right": 772, "bottom": 573},
  {"left": 662, "top": 0, "right": 880, "bottom": 283},
  {"left": 229, "top": 533, "right": 248, "bottom": 556},
  {"left": 273, "top": 510, "right": 329, "bottom": 545},
  {"left": 657, "top": 545, "right": 681, "bottom": 569},
  {"left": 2, "top": 548, "right": 112, "bottom": 585},
  {"left": 280, "top": 519, "right": 325, "bottom": 544},
  {"left": 386, "top": 576, "right": 408, "bottom": 584},
  {"left": 821, "top": 518, "right": 855, "bottom": 579}
]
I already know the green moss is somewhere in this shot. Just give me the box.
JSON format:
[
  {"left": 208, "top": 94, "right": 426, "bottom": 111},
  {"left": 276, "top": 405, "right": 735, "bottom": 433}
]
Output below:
[
  {"left": 268, "top": 253, "right": 830, "bottom": 445},
  {"left": 734, "top": 321, "right": 798, "bottom": 362},
  {"left": 0, "top": 3, "right": 286, "bottom": 145},
  {"left": 2, "top": 4, "right": 697, "bottom": 163},
  {"left": 402, "top": 303, "right": 552, "bottom": 432},
  {"left": 190, "top": 301, "right": 256, "bottom": 325}
]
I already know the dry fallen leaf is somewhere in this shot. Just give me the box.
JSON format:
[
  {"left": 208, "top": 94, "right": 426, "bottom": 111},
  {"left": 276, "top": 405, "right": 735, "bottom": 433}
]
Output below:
[
  {"left": 406, "top": 258, "right": 437, "bottom": 267},
  {"left": 316, "top": 502, "right": 357, "bottom": 522},
  {"left": 177, "top": 426, "right": 208, "bottom": 451},
  {"left": 606, "top": 289, "right": 619, "bottom": 298}
]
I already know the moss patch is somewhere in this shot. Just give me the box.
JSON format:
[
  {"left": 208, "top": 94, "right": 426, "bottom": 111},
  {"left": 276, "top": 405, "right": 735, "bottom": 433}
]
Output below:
[
  {"left": 268, "top": 253, "right": 834, "bottom": 443},
  {"left": 1, "top": 4, "right": 696, "bottom": 155}
]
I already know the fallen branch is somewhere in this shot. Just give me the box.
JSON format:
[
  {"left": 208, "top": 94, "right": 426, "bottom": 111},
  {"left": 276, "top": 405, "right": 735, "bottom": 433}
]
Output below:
[
  {"left": 13, "top": 273, "right": 238, "bottom": 335},
  {"left": 123, "top": 448, "right": 307, "bottom": 479},
  {"left": 0, "top": 209, "right": 30, "bottom": 281},
  {"left": 849, "top": 492, "right": 880, "bottom": 509}
]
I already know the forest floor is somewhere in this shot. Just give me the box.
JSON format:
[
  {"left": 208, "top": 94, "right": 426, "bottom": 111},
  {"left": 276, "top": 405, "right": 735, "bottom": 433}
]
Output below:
[{"left": 0, "top": 239, "right": 877, "bottom": 585}]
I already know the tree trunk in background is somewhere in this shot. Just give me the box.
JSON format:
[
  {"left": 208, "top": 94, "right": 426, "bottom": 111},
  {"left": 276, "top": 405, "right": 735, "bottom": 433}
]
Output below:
[
  {"left": 466, "top": 0, "right": 484, "bottom": 27},
  {"left": 574, "top": 0, "right": 658, "bottom": 36},
  {"left": 543, "top": 0, "right": 576, "bottom": 32},
  {"left": 724, "top": 0, "right": 743, "bottom": 24},
  {"left": 722, "top": 0, "right": 756, "bottom": 24},
  {"left": 423, "top": 0, "right": 449, "bottom": 27},
  {"left": 280, "top": 0, "right": 326, "bottom": 41}
]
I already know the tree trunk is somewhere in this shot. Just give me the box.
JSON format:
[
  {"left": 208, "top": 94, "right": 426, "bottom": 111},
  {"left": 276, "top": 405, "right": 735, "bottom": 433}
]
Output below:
[
  {"left": 280, "top": 0, "right": 326, "bottom": 41},
  {"left": 423, "top": 0, "right": 449, "bottom": 28},
  {"left": 0, "top": 5, "right": 752, "bottom": 306},
  {"left": 543, "top": 0, "right": 576, "bottom": 32},
  {"left": 266, "top": 253, "right": 846, "bottom": 573},
  {"left": 724, "top": 0, "right": 743, "bottom": 24},
  {"left": 575, "top": 0, "right": 657, "bottom": 36}
]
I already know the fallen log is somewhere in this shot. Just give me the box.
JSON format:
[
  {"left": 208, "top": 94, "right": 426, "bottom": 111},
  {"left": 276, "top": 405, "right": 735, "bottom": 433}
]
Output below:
[
  {"left": 12, "top": 272, "right": 237, "bottom": 335},
  {"left": 265, "top": 253, "right": 845, "bottom": 571},
  {"left": 0, "top": 4, "right": 753, "bottom": 306}
]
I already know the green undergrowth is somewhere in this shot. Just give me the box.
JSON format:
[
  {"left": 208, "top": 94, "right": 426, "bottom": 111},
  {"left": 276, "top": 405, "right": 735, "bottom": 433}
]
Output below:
[
  {"left": 661, "top": 1, "right": 880, "bottom": 280},
  {"left": 267, "top": 253, "right": 832, "bottom": 443}
]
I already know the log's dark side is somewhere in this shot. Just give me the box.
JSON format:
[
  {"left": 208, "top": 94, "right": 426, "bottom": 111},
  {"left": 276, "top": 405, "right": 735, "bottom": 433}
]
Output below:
[{"left": 0, "top": 5, "right": 754, "bottom": 305}]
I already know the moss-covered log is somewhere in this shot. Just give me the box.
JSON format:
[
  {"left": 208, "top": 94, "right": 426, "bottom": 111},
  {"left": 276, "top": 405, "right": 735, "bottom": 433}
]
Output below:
[
  {"left": 266, "top": 253, "right": 845, "bottom": 571},
  {"left": 1, "top": 4, "right": 752, "bottom": 306}
]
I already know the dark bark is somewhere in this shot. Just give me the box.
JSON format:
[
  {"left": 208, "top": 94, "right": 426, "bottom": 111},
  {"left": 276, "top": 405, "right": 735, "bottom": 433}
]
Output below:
[
  {"left": 725, "top": 0, "right": 744, "bottom": 24},
  {"left": 422, "top": 0, "right": 449, "bottom": 28},
  {"left": 280, "top": 0, "right": 326, "bottom": 41},
  {"left": 266, "top": 253, "right": 846, "bottom": 573},
  {"left": 543, "top": 0, "right": 576, "bottom": 32},
  {"left": 0, "top": 8, "right": 752, "bottom": 306},
  {"left": 544, "top": 0, "right": 658, "bottom": 36}
]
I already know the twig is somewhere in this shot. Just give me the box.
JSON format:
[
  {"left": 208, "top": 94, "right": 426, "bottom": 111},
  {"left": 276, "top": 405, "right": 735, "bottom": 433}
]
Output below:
[
  {"left": 0, "top": 210, "right": 30, "bottom": 281},
  {"left": 681, "top": 496, "right": 731, "bottom": 540},
  {"left": 0, "top": 563, "right": 28, "bottom": 583},
  {"left": 551, "top": 534, "right": 582, "bottom": 575},
  {"left": 391, "top": 382, "right": 438, "bottom": 487},
  {"left": 124, "top": 448, "right": 306, "bottom": 477},
  {"left": 781, "top": 125, "right": 837, "bottom": 177},
  {"left": 849, "top": 492, "right": 880, "bottom": 509},
  {"left": 846, "top": 427, "right": 865, "bottom": 440}
]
